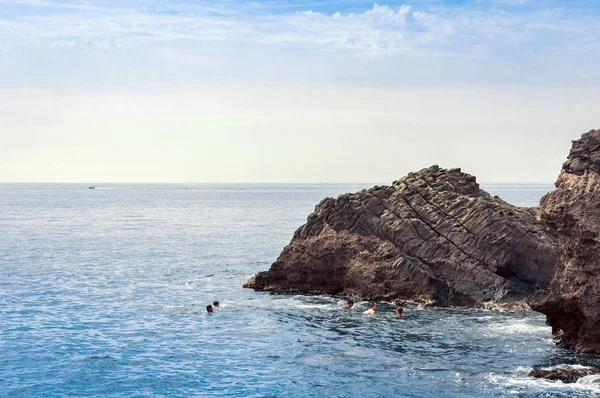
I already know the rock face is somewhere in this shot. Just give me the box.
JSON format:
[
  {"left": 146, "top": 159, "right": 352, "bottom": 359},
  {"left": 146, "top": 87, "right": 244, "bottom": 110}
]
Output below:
[
  {"left": 530, "top": 129, "right": 600, "bottom": 354},
  {"left": 245, "top": 166, "right": 557, "bottom": 306}
]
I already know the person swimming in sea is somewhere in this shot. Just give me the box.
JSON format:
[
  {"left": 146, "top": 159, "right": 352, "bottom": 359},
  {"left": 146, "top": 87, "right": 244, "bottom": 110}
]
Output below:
[
  {"left": 206, "top": 305, "right": 214, "bottom": 313},
  {"left": 363, "top": 303, "right": 376, "bottom": 315},
  {"left": 395, "top": 306, "right": 403, "bottom": 316},
  {"left": 339, "top": 300, "right": 354, "bottom": 310},
  {"left": 213, "top": 300, "right": 219, "bottom": 308}
]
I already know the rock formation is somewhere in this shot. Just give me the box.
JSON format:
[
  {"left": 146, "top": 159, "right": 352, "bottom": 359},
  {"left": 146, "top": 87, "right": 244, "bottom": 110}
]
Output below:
[
  {"left": 529, "top": 367, "right": 600, "bottom": 383},
  {"left": 245, "top": 166, "right": 557, "bottom": 306},
  {"left": 530, "top": 129, "right": 600, "bottom": 354}
]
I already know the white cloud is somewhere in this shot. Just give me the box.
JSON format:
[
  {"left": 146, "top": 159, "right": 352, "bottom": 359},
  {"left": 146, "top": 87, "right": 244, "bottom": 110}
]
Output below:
[{"left": 0, "top": 1, "right": 597, "bottom": 58}]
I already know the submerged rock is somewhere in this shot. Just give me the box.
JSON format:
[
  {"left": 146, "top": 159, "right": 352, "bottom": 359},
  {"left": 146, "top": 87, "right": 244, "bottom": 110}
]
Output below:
[
  {"left": 530, "top": 128, "right": 600, "bottom": 354},
  {"left": 529, "top": 367, "right": 600, "bottom": 384},
  {"left": 245, "top": 166, "right": 557, "bottom": 306}
]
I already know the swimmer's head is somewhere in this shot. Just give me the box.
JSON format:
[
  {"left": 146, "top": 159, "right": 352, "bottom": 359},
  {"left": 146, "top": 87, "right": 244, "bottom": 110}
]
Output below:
[
  {"left": 206, "top": 305, "right": 214, "bottom": 313},
  {"left": 213, "top": 300, "right": 219, "bottom": 307}
]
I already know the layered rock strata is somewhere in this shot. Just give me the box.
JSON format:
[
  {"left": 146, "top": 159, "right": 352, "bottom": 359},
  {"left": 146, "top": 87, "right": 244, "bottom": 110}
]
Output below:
[
  {"left": 531, "top": 129, "right": 600, "bottom": 354},
  {"left": 245, "top": 166, "right": 557, "bottom": 306}
]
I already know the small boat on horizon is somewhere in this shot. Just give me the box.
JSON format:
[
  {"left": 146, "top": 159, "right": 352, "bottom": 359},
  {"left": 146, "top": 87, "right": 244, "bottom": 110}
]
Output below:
[{"left": 88, "top": 185, "right": 97, "bottom": 189}]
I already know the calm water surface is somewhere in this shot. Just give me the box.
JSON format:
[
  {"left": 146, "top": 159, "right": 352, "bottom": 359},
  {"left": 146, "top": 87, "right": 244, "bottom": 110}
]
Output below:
[{"left": 2, "top": 182, "right": 599, "bottom": 397}]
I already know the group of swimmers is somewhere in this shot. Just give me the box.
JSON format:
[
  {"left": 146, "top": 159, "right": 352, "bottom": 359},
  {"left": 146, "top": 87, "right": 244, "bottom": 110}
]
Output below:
[
  {"left": 339, "top": 300, "right": 403, "bottom": 316},
  {"left": 206, "top": 299, "right": 402, "bottom": 315},
  {"left": 206, "top": 300, "right": 219, "bottom": 312}
]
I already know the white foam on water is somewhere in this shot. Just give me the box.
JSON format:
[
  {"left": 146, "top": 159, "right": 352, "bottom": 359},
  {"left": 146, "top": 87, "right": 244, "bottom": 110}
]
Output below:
[
  {"left": 577, "top": 374, "right": 600, "bottom": 385},
  {"left": 488, "top": 319, "right": 549, "bottom": 335},
  {"left": 245, "top": 295, "right": 338, "bottom": 311},
  {"left": 487, "top": 365, "right": 600, "bottom": 395},
  {"left": 514, "top": 366, "right": 533, "bottom": 374},
  {"left": 540, "top": 364, "right": 593, "bottom": 371}
]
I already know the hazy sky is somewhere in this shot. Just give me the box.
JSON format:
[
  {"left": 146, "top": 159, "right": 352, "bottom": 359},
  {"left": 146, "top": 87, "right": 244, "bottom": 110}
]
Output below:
[{"left": 1, "top": 0, "right": 599, "bottom": 183}]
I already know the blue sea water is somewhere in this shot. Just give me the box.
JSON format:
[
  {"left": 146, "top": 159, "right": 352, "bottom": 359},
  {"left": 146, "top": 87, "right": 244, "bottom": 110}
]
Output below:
[{"left": 1, "top": 182, "right": 600, "bottom": 398}]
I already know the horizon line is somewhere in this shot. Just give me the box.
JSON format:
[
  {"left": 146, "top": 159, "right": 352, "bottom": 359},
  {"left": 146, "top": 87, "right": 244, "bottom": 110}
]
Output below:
[{"left": 0, "top": 181, "right": 556, "bottom": 185}]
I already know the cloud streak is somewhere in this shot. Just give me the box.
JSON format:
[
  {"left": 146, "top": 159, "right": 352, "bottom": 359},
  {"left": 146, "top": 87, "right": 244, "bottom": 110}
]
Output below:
[{"left": 1, "top": 0, "right": 598, "bottom": 58}]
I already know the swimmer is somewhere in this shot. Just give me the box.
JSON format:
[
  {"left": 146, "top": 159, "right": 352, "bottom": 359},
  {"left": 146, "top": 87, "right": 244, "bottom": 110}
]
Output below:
[
  {"left": 213, "top": 300, "right": 219, "bottom": 308},
  {"left": 395, "top": 306, "right": 403, "bottom": 316},
  {"left": 363, "top": 303, "right": 376, "bottom": 315},
  {"left": 339, "top": 300, "right": 354, "bottom": 310},
  {"left": 206, "top": 305, "right": 214, "bottom": 313}
]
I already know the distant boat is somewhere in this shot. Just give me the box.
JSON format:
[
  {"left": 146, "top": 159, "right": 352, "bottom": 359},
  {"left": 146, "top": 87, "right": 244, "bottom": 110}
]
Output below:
[{"left": 88, "top": 185, "right": 97, "bottom": 189}]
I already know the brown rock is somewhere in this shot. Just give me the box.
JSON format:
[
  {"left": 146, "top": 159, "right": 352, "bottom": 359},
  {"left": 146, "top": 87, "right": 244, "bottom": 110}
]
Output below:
[
  {"left": 531, "top": 128, "right": 600, "bottom": 354},
  {"left": 529, "top": 367, "right": 600, "bottom": 383},
  {"left": 245, "top": 166, "right": 557, "bottom": 306}
]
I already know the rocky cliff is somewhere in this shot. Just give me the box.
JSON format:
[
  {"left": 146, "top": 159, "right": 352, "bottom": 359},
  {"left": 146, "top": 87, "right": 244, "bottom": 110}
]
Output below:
[
  {"left": 531, "top": 129, "right": 600, "bottom": 354},
  {"left": 245, "top": 166, "right": 557, "bottom": 306}
]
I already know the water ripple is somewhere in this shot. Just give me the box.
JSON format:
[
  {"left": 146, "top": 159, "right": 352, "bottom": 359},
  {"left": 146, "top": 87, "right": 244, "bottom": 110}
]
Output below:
[{"left": 2, "top": 183, "right": 596, "bottom": 397}]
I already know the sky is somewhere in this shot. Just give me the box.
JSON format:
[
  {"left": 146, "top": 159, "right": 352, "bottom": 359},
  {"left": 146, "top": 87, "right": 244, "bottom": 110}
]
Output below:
[{"left": 1, "top": 0, "right": 599, "bottom": 183}]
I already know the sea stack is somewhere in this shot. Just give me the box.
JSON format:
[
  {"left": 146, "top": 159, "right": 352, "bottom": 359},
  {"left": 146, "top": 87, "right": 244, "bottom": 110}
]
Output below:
[
  {"left": 531, "top": 129, "right": 600, "bottom": 354},
  {"left": 245, "top": 166, "right": 557, "bottom": 307}
]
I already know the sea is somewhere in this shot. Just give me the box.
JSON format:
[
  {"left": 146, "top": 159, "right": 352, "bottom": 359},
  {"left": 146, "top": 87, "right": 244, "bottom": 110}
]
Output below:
[{"left": 2, "top": 182, "right": 600, "bottom": 398}]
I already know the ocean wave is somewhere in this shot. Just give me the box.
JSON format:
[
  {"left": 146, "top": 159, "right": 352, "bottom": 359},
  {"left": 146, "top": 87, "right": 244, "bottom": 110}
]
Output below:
[
  {"left": 487, "top": 366, "right": 600, "bottom": 395},
  {"left": 578, "top": 374, "right": 600, "bottom": 385}
]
